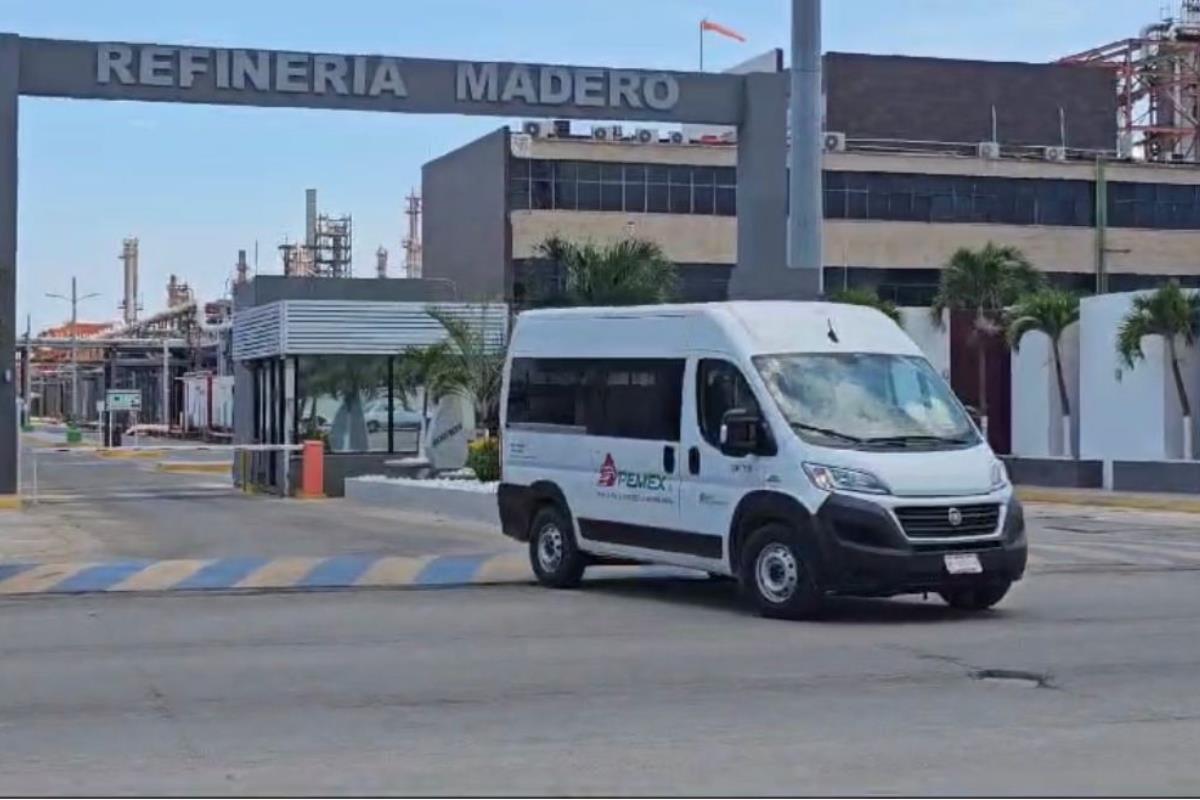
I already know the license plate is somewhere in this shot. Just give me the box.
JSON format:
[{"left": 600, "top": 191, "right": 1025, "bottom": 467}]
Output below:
[{"left": 944, "top": 553, "right": 983, "bottom": 575}]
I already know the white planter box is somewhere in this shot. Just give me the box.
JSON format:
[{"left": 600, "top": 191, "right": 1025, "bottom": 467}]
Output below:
[{"left": 344, "top": 475, "right": 500, "bottom": 526}]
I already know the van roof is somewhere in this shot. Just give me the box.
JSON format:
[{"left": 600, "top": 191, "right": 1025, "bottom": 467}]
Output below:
[{"left": 513, "top": 301, "right": 922, "bottom": 358}]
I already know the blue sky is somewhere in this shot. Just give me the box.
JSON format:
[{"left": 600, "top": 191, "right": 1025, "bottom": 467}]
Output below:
[{"left": 1, "top": 0, "right": 1161, "bottom": 330}]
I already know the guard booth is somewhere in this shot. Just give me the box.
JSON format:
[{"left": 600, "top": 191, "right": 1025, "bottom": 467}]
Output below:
[{"left": 231, "top": 276, "right": 507, "bottom": 496}]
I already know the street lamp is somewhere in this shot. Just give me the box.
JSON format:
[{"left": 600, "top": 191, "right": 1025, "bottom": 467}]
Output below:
[{"left": 45, "top": 276, "right": 101, "bottom": 421}]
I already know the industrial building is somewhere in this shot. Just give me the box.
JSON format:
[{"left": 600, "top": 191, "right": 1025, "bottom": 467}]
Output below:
[{"left": 422, "top": 44, "right": 1200, "bottom": 307}]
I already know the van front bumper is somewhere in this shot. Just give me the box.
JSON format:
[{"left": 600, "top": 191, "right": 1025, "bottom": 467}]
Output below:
[{"left": 811, "top": 492, "right": 1027, "bottom": 597}]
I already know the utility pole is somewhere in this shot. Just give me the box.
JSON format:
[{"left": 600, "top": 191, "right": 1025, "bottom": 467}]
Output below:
[
  {"left": 21, "top": 313, "right": 29, "bottom": 426},
  {"left": 45, "top": 277, "right": 100, "bottom": 422}
]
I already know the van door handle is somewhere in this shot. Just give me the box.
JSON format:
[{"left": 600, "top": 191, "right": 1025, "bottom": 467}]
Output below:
[
  {"left": 688, "top": 446, "right": 700, "bottom": 475},
  {"left": 663, "top": 445, "right": 676, "bottom": 474}
]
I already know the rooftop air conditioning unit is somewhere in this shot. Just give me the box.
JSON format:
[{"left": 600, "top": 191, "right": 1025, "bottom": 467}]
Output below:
[
  {"left": 591, "top": 125, "right": 610, "bottom": 141},
  {"left": 1043, "top": 145, "right": 1068, "bottom": 162},
  {"left": 977, "top": 141, "right": 1001, "bottom": 159},
  {"left": 823, "top": 131, "right": 847, "bottom": 152},
  {"left": 522, "top": 120, "right": 550, "bottom": 138},
  {"left": 668, "top": 130, "right": 685, "bottom": 144},
  {"left": 635, "top": 128, "right": 658, "bottom": 144},
  {"left": 609, "top": 125, "right": 624, "bottom": 141},
  {"left": 552, "top": 119, "right": 571, "bottom": 138}
]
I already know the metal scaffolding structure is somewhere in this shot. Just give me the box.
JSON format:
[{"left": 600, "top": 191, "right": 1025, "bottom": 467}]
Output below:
[{"left": 1061, "top": 1, "right": 1200, "bottom": 163}]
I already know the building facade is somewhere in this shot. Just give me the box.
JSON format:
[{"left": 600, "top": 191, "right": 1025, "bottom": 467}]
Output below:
[{"left": 421, "top": 53, "right": 1200, "bottom": 307}]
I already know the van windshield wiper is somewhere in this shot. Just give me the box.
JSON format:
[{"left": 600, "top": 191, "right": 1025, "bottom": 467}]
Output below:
[
  {"left": 790, "top": 422, "right": 864, "bottom": 444},
  {"left": 863, "top": 434, "right": 971, "bottom": 447}
]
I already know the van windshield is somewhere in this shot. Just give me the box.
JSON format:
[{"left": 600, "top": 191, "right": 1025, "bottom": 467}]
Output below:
[{"left": 753, "top": 353, "right": 978, "bottom": 449}]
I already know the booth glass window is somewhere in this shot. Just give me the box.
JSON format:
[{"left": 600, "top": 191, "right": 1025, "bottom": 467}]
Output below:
[{"left": 296, "top": 355, "right": 418, "bottom": 454}]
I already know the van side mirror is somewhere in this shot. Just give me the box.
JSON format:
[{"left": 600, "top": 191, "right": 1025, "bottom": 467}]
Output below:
[{"left": 719, "top": 408, "right": 761, "bottom": 456}]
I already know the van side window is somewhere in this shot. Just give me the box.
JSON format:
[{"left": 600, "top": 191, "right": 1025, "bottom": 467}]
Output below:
[
  {"left": 697, "top": 359, "right": 761, "bottom": 448},
  {"left": 592, "top": 359, "right": 684, "bottom": 442},
  {"left": 507, "top": 358, "right": 589, "bottom": 429},
  {"left": 506, "top": 357, "right": 683, "bottom": 441}
]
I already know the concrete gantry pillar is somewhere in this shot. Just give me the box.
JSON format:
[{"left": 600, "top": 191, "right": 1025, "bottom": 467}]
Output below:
[
  {"left": 729, "top": 70, "right": 821, "bottom": 301},
  {"left": 0, "top": 35, "right": 19, "bottom": 495},
  {"left": 789, "top": 0, "right": 824, "bottom": 290}
]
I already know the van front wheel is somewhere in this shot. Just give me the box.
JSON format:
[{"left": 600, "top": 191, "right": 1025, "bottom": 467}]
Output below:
[
  {"left": 529, "top": 506, "right": 586, "bottom": 589},
  {"left": 740, "top": 524, "right": 822, "bottom": 620}
]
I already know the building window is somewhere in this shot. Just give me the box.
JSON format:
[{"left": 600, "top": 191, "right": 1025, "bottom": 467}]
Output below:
[
  {"left": 821, "top": 171, "right": 1097, "bottom": 228},
  {"left": 508, "top": 158, "right": 736, "bottom": 217},
  {"left": 510, "top": 156, "right": 1200, "bottom": 232},
  {"left": 1109, "top": 181, "right": 1200, "bottom": 229}
]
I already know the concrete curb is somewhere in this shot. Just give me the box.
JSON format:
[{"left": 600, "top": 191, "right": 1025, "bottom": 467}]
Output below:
[
  {"left": 1017, "top": 486, "right": 1200, "bottom": 514},
  {"left": 344, "top": 477, "right": 499, "bottom": 525}
]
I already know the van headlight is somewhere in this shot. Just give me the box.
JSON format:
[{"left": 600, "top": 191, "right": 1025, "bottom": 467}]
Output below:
[
  {"left": 803, "top": 463, "right": 891, "bottom": 495},
  {"left": 990, "top": 459, "right": 1010, "bottom": 491}
]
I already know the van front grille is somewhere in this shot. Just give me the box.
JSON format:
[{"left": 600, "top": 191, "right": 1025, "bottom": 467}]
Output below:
[{"left": 894, "top": 504, "right": 1000, "bottom": 538}]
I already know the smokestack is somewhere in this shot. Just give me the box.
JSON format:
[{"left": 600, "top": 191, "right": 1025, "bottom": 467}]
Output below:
[
  {"left": 120, "top": 237, "right": 139, "bottom": 324},
  {"left": 236, "top": 249, "right": 249, "bottom": 285},
  {"left": 305, "top": 189, "right": 317, "bottom": 248},
  {"left": 376, "top": 246, "right": 388, "bottom": 279}
]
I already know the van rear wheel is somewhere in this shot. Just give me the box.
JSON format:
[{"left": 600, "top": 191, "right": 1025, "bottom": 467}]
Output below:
[
  {"left": 740, "top": 524, "right": 822, "bottom": 620},
  {"left": 529, "top": 505, "right": 586, "bottom": 589}
]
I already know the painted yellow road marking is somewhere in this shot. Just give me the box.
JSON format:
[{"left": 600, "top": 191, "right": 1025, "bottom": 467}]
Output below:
[
  {"left": 111, "top": 559, "right": 209, "bottom": 591},
  {"left": 155, "top": 461, "right": 231, "bottom": 474},
  {"left": 236, "top": 557, "right": 324, "bottom": 589},
  {"left": 357, "top": 556, "right": 432, "bottom": 587},
  {"left": 474, "top": 552, "right": 532, "bottom": 583},
  {"left": 0, "top": 563, "right": 92, "bottom": 594}
]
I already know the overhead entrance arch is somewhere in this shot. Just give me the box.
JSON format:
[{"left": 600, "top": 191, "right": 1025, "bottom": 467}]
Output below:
[{"left": 0, "top": 33, "right": 805, "bottom": 494}]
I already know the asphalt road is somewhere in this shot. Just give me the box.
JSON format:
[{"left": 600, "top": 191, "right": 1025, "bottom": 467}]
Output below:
[
  {"left": 9, "top": 430, "right": 1200, "bottom": 794},
  {"left": 1, "top": 568, "right": 1198, "bottom": 795},
  {"left": 17, "top": 436, "right": 511, "bottom": 562},
  {"left": 16, "top": 432, "right": 1200, "bottom": 575}
]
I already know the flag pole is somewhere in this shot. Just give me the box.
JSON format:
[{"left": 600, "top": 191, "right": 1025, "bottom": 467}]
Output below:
[{"left": 699, "top": 19, "right": 705, "bottom": 71}]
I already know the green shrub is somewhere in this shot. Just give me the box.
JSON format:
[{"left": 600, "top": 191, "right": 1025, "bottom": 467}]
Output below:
[{"left": 466, "top": 437, "right": 501, "bottom": 482}]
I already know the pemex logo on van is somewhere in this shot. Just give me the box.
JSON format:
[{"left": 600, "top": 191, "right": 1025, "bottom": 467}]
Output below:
[
  {"left": 598, "top": 454, "right": 618, "bottom": 487},
  {"left": 597, "top": 453, "right": 670, "bottom": 492}
]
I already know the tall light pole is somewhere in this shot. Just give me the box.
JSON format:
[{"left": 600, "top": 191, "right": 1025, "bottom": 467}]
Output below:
[
  {"left": 790, "top": 0, "right": 824, "bottom": 294},
  {"left": 45, "top": 276, "right": 100, "bottom": 421}
]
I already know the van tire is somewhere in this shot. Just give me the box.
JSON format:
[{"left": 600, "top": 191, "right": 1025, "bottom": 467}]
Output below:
[
  {"left": 529, "top": 505, "right": 586, "bottom": 589},
  {"left": 740, "top": 524, "right": 822, "bottom": 620},
  {"left": 939, "top": 581, "right": 1011, "bottom": 611}
]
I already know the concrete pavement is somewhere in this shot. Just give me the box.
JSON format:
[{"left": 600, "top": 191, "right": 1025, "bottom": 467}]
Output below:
[{"left": 0, "top": 569, "right": 1197, "bottom": 795}]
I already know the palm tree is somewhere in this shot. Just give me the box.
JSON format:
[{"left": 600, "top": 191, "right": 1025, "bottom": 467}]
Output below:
[
  {"left": 828, "top": 287, "right": 902, "bottom": 325},
  {"left": 1007, "top": 288, "right": 1080, "bottom": 457},
  {"left": 1117, "top": 281, "right": 1200, "bottom": 459},
  {"left": 931, "top": 242, "right": 1042, "bottom": 441},
  {"left": 395, "top": 306, "right": 506, "bottom": 436},
  {"left": 533, "top": 236, "right": 676, "bottom": 307}
]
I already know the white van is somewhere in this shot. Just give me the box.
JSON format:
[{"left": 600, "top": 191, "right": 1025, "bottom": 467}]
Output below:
[{"left": 497, "top": 301, "right": 1026, "bottom": 619}]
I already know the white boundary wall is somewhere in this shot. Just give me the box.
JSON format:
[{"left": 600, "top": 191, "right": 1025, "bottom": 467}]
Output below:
[{"left": 1011, "top": 323, "right": 1080, "bottom": 458}]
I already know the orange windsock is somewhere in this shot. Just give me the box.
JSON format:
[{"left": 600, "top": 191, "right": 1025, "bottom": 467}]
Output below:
[{"left": 701, "top": 19, "right": 747, "bottom": 43}]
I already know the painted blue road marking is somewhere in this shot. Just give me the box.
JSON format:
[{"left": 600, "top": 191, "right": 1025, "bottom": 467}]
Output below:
[
  {"left": 298, "top": 555, "right": 376, "bottom": 588},
  {"left": 414, "top": 554, "right": 488, "bottom": 586},
  {"left": 51, "top": 562, "right": 151, "bottom": 593},
  {"left": 173, "top": 557, "right": 269, "bottom": 590},
  {"left": 0, "top": 563, "right": 34, "bottom": 583}
]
